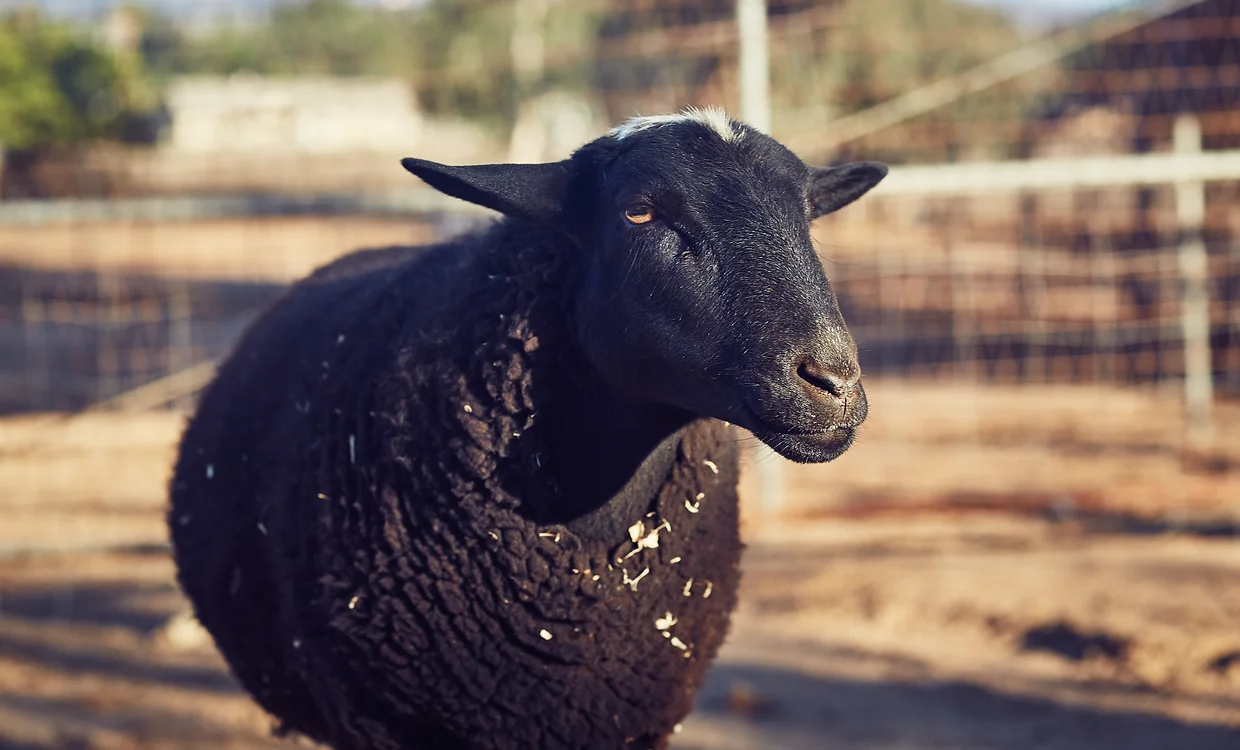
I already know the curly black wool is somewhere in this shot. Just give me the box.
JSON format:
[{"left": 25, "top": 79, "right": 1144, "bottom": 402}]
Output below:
[{"left": 168, "top": 219, "right": 742, "bottom": 750}]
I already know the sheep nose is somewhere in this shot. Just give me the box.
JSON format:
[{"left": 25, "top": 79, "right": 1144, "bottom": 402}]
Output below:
[{"left": 795, "top": 356, "right": 861, "bottom": 407}]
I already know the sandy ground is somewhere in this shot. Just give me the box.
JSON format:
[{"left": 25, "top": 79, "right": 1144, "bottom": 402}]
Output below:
[{"left": 1, "top": 381, "right": 1238, "bottom": 749}]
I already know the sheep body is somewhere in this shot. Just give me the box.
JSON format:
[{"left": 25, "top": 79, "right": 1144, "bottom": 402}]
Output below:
[{"left": 169, "top": 220, "right": 742, "bottom": 750}]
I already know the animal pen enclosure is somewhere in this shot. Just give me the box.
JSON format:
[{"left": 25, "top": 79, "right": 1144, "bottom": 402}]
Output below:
[{"left": 1, "top": 1, "right": 1239, "bottom": 749}]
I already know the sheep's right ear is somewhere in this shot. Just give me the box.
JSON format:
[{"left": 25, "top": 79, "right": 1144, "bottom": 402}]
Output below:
[{"left": 401, "top": 158, "right": 571, "bottom": 224}]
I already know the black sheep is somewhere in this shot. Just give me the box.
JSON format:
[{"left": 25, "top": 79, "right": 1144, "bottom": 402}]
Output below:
[{"left": 168, "top": 108, "right": 886, "bottom": 750}]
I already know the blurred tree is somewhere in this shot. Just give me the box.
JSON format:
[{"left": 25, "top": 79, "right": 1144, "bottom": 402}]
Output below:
[
  {"left": 130, "top": 0, "right": 1032, "bottom": 158},
  {"left": 0, "top": 8, "right": 156, "bottom": 197},
  {"left": 0, "top": 9, "right": 145, "bottom": 150},
  {"left": 771, "top": 0, "right": 1045, "bottom": 161},
  {"left": 267, "top": 0, "right": 420, "bottom": 76},
  {"left": 127, "top": 5, "right": 190, "bottom": 82},
  {"left": 408, "top": 0, "right": 603, "bottom": 130},
  {"left": 404, "top": 0, "right": 514, "bottom": 125},
  {"left": 593, "top": 0, "right": 816, "bottom": 123},
  {"left": 166, "top": 0, "right": 603, "bottom": 133},
  {"left": 169, "top": 0, "right": 421, "bottom": 77},
  {"left": 590, "top": 0, "right": 1039, "bottom": 162},
  {"left": 804, "top": 0, "right": 1024, "bottom": 113}
]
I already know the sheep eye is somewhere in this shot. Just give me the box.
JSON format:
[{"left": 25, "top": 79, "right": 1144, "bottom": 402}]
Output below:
[{"left": 623, "top": 206, "right": 654, "bottom": 225}]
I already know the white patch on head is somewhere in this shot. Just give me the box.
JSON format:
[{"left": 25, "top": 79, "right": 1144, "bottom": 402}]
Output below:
[{"left": 609, "top": 106, "right": 742, "bottom": 144}]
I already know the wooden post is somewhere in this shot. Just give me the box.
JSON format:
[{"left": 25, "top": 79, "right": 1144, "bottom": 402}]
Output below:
[
  {"left": 737, "top": 0, "right": 772, "bottom": 133},
  {"left": 1173, "top": 115, "right": 1214, "bottom": 447},
  {"left": 737, "top": 0, "right": 783, "bottom": 516}
]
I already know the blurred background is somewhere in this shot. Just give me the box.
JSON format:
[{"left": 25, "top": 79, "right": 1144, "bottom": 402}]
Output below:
[{"left": 1, "top": 0, "right": 1239, "bottom": 748}]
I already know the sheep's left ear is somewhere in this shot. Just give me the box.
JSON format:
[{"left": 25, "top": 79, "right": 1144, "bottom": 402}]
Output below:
[
  {"left": 808, "top": 162, "right": 888, "bottom": 219},
  {"left": 401, "top": 157, "right": 571, "bottom": 224}
]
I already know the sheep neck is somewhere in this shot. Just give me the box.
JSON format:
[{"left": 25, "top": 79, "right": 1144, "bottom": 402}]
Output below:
[{"left": 543, "top": 366, "right": 693, "bottom": 542}]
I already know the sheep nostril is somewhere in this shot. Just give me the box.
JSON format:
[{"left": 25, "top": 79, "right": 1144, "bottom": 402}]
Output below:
[{"left": 796, "top": 358, "right": 857, "bottom": 402}]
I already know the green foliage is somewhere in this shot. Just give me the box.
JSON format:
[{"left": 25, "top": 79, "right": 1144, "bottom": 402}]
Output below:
[
  {"left": 410, "top": 0, "right": 518, "bottom": 123},
  {"left": 165, "top": 0, "right": 420, "bottom": 77},
  {"left": 160, "top": 0, "right": 604, "bottom": 131},
  {"left": 126, "top": 5, "right": 191, "bottom": 82},
  {"left": 0, "top": 9, "right": 147, "bottom": 151},
  {"left": 123, "top": 0, "right": 1036, "bottom": 153}
]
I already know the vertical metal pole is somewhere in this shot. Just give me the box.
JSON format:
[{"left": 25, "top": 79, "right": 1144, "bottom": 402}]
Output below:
[
  {"left": 737, "top": 0, "right": 772, "bottom": 133},
  {"left": 1173, "top": 115, "right": 1214, "bottom": 447},
  {"left": 738, "top": 0, "right": 782, "bottom": 515}
]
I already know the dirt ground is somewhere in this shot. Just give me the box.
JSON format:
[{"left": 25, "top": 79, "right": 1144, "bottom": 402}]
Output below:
[
  {"left": 0, "top": 216, "right": 439, "bottom": 283},
  {"left": 1, "top": 381, "right": 1239, "bottom": 750}
]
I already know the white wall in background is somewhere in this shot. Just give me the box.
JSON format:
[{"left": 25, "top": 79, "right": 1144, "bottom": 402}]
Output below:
[{"left": 164, "top": 76, "right": 425, "bottom": 155}]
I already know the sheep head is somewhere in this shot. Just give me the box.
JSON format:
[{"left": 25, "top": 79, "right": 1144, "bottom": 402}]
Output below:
[{"left": 402, "top": 108, "right": 886, "bottom": 464}]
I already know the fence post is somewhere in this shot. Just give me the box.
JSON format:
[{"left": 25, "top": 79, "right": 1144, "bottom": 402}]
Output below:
[
  {"left": 737, "top": 0, "right": 783, "bottom": 516},
  {"left": 737, "top": 0, "right": 771, "bottom": 134},
  {"left": 1173, "top": 115, "right": 1214, "bottom": 447}
]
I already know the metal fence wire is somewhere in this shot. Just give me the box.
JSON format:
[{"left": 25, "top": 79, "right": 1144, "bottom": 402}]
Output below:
[
  {"left": 2, "top": 2, "right": 1240, "bottom": 749},
  {"left": 2, "top": 0, "right": 1238, "bottom": 519}
]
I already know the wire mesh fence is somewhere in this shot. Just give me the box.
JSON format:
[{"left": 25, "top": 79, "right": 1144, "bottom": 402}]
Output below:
[
  {"left": 2, "top": 1, "right": 1240, "bottom": 747},
  {"left": 1, "top": 0, "right": 1237, "bottom": 515}
]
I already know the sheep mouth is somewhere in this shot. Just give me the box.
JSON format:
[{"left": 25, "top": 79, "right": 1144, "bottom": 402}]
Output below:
[{"left": 746, "top": 420, "right": 858, "bottom": 464}]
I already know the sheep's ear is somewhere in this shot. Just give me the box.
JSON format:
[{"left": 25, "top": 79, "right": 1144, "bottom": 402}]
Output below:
[
  {"left": 808, "top": 162, "right": 888, "bottom": 219},
  {"left": 401, "top": 158, "right": 571, "bottom": 223}
]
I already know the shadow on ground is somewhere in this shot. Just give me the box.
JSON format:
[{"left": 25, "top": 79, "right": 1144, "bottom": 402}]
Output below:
[
  {"left": 0, "top": 579, "right": 180, "bottom": 635},
  {"left": 0, "top": 579, "right": 238, "bottom": 695},
  {"left": 682, "top": 662, "right": 1240, "bottom": 750},
  {"left": 0, "top": 628, "right": 238, "bottom": 695},
  {"left": 2, "top": 577, "right": 1238, "bottom": 750}
]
